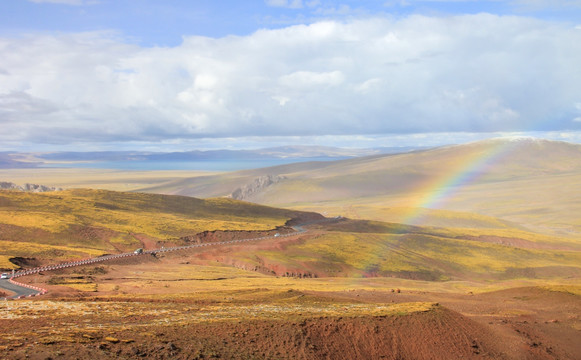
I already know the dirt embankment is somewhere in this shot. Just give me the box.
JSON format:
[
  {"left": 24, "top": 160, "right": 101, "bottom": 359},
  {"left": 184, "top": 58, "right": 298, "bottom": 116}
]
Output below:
[
  {"left": 0, "top": 306, "right": 506, "bottom": 359},
  {"left": 180, "top": 226, "right": 295, "bottom": 245},
  {"left": 323, "top": 286, "right": 581, "bottom": 360},
  {"left": 3, "top": 214, "right": 320, "bottom": 271},
  {"left": 8, "top": 257, "right": 44, "bottom": 268}
]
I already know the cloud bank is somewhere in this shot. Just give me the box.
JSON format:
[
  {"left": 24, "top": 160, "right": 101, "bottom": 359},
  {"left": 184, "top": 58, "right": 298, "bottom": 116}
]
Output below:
[{"left": 1, "top": 14, "right": 580, "bottom": 147}]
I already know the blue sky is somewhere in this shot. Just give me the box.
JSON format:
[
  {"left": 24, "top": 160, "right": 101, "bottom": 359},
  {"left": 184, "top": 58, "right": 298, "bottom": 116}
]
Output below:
[
  {"left": 3, "top": 1, "right": 580, "bottom": 46},
  {"left": 1, "top": 0, "right": 581, "bottom": 151}
]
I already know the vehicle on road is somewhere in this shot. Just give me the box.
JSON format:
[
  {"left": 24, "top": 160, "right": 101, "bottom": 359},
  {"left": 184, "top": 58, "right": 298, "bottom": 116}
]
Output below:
[
  {"left": 134, "top": 248, "right": 144, "bottom": 254},
  {"left": 274, "top": 233, "right": 280, "bottom": 237},
  {"left": 1, "top": 273, "right": 9, "bottom": 279}
]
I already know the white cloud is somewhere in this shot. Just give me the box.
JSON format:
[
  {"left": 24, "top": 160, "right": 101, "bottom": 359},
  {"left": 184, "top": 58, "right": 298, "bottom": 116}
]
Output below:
[
  {"left": 355, "top": 78, "right": 382, "bottom": 94},
  {"left": 272, "top": 96, "right": 290, "bottom": 106},
  {"left": 0, "top": 15, "right": 580, "bottom": 146},
  {"left": 279, "top": 70, "right": 344, "bottom": 88},
  {"left": 574, "top": 103, "right": 581, "bottom": 122}
]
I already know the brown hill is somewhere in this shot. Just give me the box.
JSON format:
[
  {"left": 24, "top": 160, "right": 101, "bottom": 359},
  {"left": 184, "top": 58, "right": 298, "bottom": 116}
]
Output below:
[
  {"left": 138, "top": 138, "right": 581, "bottom": 237},
  {"left": 141, "top": 138, "right": 581, "bottom": 197}
]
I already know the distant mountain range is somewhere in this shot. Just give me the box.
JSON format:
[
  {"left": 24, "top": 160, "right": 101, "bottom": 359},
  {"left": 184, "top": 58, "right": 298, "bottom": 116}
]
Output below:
[
  {"left": 0, "top": 145, "right": 428, "bottom": 169},
  {"left": 0, "top": 153, "right": 40, "bottom": 169}
]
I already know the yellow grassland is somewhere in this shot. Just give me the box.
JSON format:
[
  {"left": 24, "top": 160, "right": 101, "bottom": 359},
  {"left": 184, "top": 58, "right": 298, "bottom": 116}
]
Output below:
[
  {"left": 0, "top": 190, "right": 292, "bottom": 237},
  {"left": 64, "top": 283, "right": 98, "bottom": 292},
  {"left": 0, "top": 297, "right": 437, "bottom": 324},
  {"left": 0, "top": 189, "right": 299, "bottom": 265},
  {"left": 0, "top": 211, "right": 77, "bottom": 233},
  {"left": 294, "top": 205, "right": 516, "bottom": 229},
  {"left": 0, "top": 168, "right": 207, "bottom": 192},
  {"left": 0, "top": 240, "right": 105, "bottom": 269},
  {"left": 84, "top": 262, "right": 581, "bottom": 301},
  {"left": 290, "top": 202, "right": 581, "bottom": 250},
  {"left": 247, "top": 231, "right": 581, "bottom": 277},
  {"left": 271, "top": 172, "right": 581, "bottom": 239},
  {"left": 541, "top": 284, "right": 581, "bottom": 296}
]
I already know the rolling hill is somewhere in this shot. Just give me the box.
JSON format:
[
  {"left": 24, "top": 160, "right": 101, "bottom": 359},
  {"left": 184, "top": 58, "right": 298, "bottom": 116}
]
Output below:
[
  {"left": 0, "top": 188, "right": 320, "bottom": 270},
  {"left": 3, "top": 159, "right": 580, "bottom": 359},
  {"left": 3, "top": 185, "right": 579, "bottom": 283},
  {"left": 139, "top": 138, "right": 581, "bottom": 238},
  {"left": 3, "top": 138, "right": 580, "bottom": 283},
  {"left": 172, "top": 218, "right": 581, "bottom": 282}
]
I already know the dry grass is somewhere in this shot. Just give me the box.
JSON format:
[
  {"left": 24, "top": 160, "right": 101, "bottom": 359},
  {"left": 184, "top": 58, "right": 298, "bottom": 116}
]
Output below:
[
  {"left": 216, "top": 227, "right": 581, "bottom": 280},
  {"left": 0, "top": 240, "right": 105, "bottom": 269},
  {"left": 541, "top": 284, "right": 581, "bottom": 296},
  {"left": 0, "top": 255, "right": 18, "bottom": 269},
  {"left": 0, "top": 189, "right": 302, "bottom": 265},
  {"left": 0, "top": 191, "right": 282, "bottom": 232},
  {"left": 274, "top": 172, "right": 581, "bottom": 239},
  {"left": 74, "top": 261, "right": 581, "bottom": 300},
  {"left": 0, "top": 299, "right": 436, "bottom": 325},
  {"left": 0, "top": 168, "right": 206, "bottom": 192}
]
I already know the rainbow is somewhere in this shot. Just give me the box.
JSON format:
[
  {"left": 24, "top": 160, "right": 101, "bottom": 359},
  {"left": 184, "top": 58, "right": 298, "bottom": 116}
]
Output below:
[
  {"left": 402, "top": 138, "right": 522, "bottom": 226},
  {"left": 358, "top": 137, "right": 530, "bottom": 277}
]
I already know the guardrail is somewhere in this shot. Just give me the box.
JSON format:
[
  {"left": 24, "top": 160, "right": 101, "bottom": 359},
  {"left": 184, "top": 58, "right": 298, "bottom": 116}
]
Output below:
[
  {"left": 4, "top": 217, "right": 340, "bottom": 300},
  {"left": 7, "top": 278, "right": 47, "bottom": 299}
]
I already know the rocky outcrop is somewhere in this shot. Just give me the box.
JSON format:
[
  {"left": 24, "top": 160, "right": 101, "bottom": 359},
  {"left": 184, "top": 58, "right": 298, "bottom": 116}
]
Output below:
[
  {"left": 231, "top": 175, "right": 285, "bottom": 201},
  {"left": 0, "top": 181, "right": 62, "bottom": 192}
]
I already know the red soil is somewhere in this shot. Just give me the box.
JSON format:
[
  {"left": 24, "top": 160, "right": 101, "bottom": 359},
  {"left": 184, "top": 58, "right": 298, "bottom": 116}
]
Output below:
[
  {"left": 316, "top": 287, "right": 581, "bottom": 360},
  {"left": 3, "top": 221, "right": 580, "bottom": 359},
  {"left": 1, "top": 305, "right": 506, "bottom": 360}
]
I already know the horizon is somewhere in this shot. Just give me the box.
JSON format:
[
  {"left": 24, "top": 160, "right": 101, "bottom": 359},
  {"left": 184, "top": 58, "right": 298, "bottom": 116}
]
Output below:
[
  {"left": 3, "top": 134, "right": 580, "bottom": 154},
  {"left": 1, "top": 1, "right": 581, "bottom": 152},
  {"left": 0, "top": 134, "right": 577, "bottom": 153},
  {"left": 2, "top": 135, "right": 578, "bottom": 172}
]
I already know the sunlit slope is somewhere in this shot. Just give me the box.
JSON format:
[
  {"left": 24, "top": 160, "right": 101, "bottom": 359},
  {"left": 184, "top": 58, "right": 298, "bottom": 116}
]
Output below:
[
  {"left": 206, "top": 220, "right": 581, "bottom": 281},
  {"left": 250, "top": 138, "right": 581, "bottom": 207},
  {"left": 141, "top": 138, "right": 581, "bottom": 237},
  {"left": 0, "top": 189, "right": 312, "bottom": 269}
]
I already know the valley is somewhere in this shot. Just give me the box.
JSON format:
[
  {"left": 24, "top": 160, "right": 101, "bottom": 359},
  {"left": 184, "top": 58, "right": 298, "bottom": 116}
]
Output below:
[{"left": 1, "top": 138, "right": 580, "bottom": 359}]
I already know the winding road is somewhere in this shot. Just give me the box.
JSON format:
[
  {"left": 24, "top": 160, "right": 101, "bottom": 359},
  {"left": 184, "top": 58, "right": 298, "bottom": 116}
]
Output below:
[
  {"left": 0, "top": 219, "right": 334, "bottom": 300},
  {"left": 0, "top": 278, "right": 40, "bottom": 299}
]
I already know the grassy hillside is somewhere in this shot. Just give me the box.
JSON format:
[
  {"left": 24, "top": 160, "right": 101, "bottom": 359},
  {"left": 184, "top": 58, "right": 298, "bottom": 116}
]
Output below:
[
  {"left": 0, "top": 168, "right": 203, "bottom": 192},
  {"left": 0, "top": 189, "right": 312, "bottom": 269},
  {"left": 138, "top": 138, "right": 581, "bottom": 196},
  {"left": 2, "top": 138, "right": 579, "bottom": 281},
  {"left": 133, "top": 138, "right": 581, "bottom": 238},
  {"left": 202, "top": 219, "right": 581, "bottom": 282},
  {"left": 3, "top": 187, "right": 579, "bottom": 284},
  {"left": 4, "top": 139, "right": 579, "bottom": 238}
]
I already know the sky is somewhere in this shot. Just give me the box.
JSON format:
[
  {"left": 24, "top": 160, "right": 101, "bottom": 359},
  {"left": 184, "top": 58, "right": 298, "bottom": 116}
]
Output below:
[{"left": 1, "top": 0, "right": 581, "bottom": 152}]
